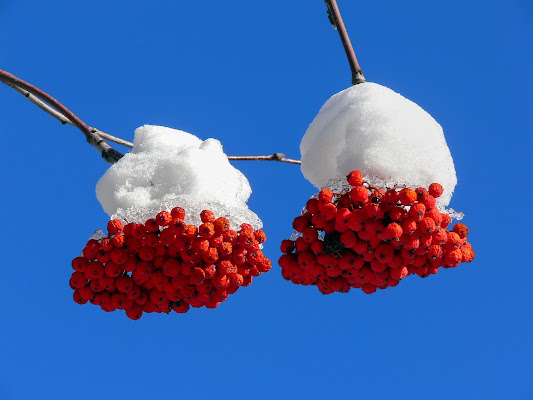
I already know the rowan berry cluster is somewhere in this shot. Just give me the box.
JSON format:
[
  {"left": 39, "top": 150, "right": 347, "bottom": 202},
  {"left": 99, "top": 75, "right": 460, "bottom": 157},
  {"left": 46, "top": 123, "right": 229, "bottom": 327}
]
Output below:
[
  {"left": 70, "top": 208, "right": 271, "bottom": 319},
  {"left": 279, "top": 170, "right": 474, "bottom": 295}
]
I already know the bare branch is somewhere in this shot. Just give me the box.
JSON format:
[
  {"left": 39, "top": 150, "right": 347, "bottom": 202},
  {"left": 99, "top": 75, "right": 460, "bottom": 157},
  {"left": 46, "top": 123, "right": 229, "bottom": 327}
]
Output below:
[
  {"left": 89, "top": 128, "right": 133, "bottom": 148},
  {"left": 0, "top": 69, "right": 124, "bottom": 164},
  {"left": 8, "top": 84, "right": 134, "bottom": 148},
  {"left": 0, "top": 70, "right": 302, "bottom": 165},
  {"left": 10, "top": 85, "right": 71, "bottom": 124},
  {"left": 325, "top": 0, "right": 366, "bottom": 85},
  {"left": 228, "top": 153, "right": 301, "bottom": 164}
]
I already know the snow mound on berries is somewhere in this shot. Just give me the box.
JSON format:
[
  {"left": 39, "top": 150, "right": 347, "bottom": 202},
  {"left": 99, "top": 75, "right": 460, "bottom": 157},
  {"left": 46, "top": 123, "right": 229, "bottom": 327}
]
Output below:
[
  {"left": 300, "top": 82, "right": 457, "bottom": 207},
  {"left": 96, "top": 125, "right": 262, "bottom": 229}
]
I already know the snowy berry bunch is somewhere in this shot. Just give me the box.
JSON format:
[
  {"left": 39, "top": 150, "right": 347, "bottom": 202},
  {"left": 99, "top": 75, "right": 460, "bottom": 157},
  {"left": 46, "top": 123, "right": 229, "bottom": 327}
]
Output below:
[
  {"left": 70, "top": 207, "right": 271, "bottom": 319},
  {"left": 279, "top": 171, "right": 474, "bottom": 295}
]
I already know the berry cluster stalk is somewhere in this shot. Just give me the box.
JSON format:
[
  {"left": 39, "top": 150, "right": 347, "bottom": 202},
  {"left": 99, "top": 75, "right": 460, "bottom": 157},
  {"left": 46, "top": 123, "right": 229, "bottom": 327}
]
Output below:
[{"left": 325, "top": 0, "right": 366, "bottom": 85}]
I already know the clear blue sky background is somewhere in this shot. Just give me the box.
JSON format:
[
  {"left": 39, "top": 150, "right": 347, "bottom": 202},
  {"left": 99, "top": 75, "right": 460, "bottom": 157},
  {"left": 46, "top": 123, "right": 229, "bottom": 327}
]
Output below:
[{"left": 1, "top": 1, "right": 531, "bottom": 399}]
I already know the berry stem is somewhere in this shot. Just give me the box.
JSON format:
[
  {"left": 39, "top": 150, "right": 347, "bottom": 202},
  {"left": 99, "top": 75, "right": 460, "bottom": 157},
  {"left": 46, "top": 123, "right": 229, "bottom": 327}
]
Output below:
[
  {"left": 363, "top": 181, "right": 381, "bottom": 192},
  {"left": 0, "top": 69, "right": 124, "bottom": 164},
  {"left": 0, "top": 69, "right": 302, "bottom": 165},
  {"left": 324, "top": 0, "right": 366, "bottom": 85}
]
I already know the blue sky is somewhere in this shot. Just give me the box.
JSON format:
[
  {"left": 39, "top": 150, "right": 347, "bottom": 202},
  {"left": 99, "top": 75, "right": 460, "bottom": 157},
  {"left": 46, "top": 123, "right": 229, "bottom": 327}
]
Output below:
[{"left": 1, "top": 1, "right": 531, "bottom": 399}]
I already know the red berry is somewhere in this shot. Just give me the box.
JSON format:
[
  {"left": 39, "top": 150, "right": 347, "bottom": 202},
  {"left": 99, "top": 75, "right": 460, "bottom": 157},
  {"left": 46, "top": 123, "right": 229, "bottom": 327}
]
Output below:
[
  {"left": 145, "top": 218, "right": 160, "bottom": 232},
  {"left": 213, "top": 217, "right": 230, "bottom": 234},
  {"left": 452, "top": 223, "right": 470, "bottom": 239},
  {"left": 104, "top": 261, "right": 122, "bottom": 278},
  {"left": 200, "top": 209, "right": 216, "bottom": 223},
  {"left": 306, "top": 198, "right": 319, "bottom": 214},
  {"left": 347, "top": 170, "right": 363, "bottom": 187},
  {"left": 254, "top": 230, "right": 267, "bottom": 244},
  {"left": 116, "top": 275, "right": 134, "bottom": 293},
  {"left": 401, "top": 218, "right": 417, "bottom": 235},
  {"left": 111, "top": 235, "right": 125, "bottom": 248},
  {"left": 318, "top": 188, "right": 334, "bottom": 204},
  {"left": 415, "top": 187, "right": 429, "bottom": 202},
  {"left": 171, "top": 207, "right": 186, "bottom": 220},
  {"left": 383, "top": 189, "right": 400, "bottom": 206},
  {"left": 361, "top": 283, "right": 377, "bottom": 294},
  {"left": 428, "top": 183, "right": 443, "bottom": 198},
  {"left": 99, "top": 275, "right": 116, "bottom": 291},
  {"left": 86, "top": 261, "right": 105, "bottom": 279},
  {"left": 72, "top": 257, "right": 89, "bottom": 272},
  {"left": 142, "top": 232, "right": 160, "bottom": 247},
  {"left": 199, "top": 222, "right": 215, "bottom": 238},
  {"left": 78, "top": 286, "right": 95, "bottom": 301},
  {"left": 292, "top": 215, "right": 310, "bottom": 232},
  {"left": 110, "top": 248, "right": 128, "bottom": 265},
  {"left": 399, "top": 188, "right": 417, "bottom": 206},
  {"left": 70, "top": 272, "right": 87, "bottom": 289},
  {"left": 320, "top": 203, "right": 338, "bottom": 221},
  {"left": 107, "top": 219, "right": 124, "bottom": 235},
  {"left": 126, "top": 305, "right": 143, "bottom": 320},
  {"left": 340, "top": 230, "right": 358, "bottom": 248},
  {"left": 383, "top": 222, "right": 403, "bottom": 240},
  {"left": 189, "top": 267, "right": 206, "bottom": 285},
  {"left": 156, "top": 211, "right": 172, "bottom": 226},
  {"left": 408, "top": 203, "right": 426, "bottom": 221},
  {"left": 440, "top": 214, "right": 452, "bottom": 228},
  {"left": 419, "top": 217, "right": 436, "bottom": 234},
  {"left": 375, "top": 244, "right": 394, "bottom": 264},
  {"left": 302, "top": 227, "right": 318, "bottom": 243},
  {"left": 73, "top": 290, "right": 88, "bottom": 304},
  {"left": 350, "top": 186, "right": 369, "bottom": 204},
  {"left": 83, "top": 240, "right": 100, "bottom": 259},
  {"left": 138, "top": 246, "right": 156, "bottom": 261},
  {"left": 422, "top": 195, "right": 436, "bottom": 210},
  {"left": 172, "top": 301, "right": 190, "bottom": 314},
  {"left": 100, "top": 238, "right": 113, "bottom": 252}
]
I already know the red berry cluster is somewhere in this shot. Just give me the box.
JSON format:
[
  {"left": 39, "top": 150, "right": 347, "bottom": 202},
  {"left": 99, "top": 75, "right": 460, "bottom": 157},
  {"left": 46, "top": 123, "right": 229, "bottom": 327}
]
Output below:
[
  {"left": 70, "top": 208, "right": 271, "bottom": 319},
  {"left": 279, "top": 170, "right": 474, "bottom": 295}
]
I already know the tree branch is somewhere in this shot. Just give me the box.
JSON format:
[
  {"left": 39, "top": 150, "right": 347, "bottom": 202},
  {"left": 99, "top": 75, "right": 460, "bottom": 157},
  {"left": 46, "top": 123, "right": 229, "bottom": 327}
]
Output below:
[
  {"left": 0, "top": 69, "right": 301, "bottom": 165},
  {"left": 228, "top": 153, "right": 301, "bottom": 164},
  {"left": 0, "top": 69, "right": 124, "bottom": 164},
  {"left": 9, "top": 84, "right": 134, "bottom": 148},
  {"left": 325, "top": 0, "right": 366, "bottom": 85}
]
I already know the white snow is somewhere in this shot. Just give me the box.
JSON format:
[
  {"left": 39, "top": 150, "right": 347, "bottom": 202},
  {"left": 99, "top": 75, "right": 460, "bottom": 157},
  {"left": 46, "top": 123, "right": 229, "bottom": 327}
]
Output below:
[
  {"left": 96, "top": 125, "right": 262, "bottom": 229},
  {"left": 300, "top": 82, "right": 457, "bottom": 207}
]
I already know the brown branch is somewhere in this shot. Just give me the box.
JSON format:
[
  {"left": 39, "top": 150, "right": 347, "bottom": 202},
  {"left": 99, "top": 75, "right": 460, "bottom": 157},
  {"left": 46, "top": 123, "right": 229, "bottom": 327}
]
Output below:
[
  {"left": 228, "top": 153, "right": 301, "bottom": 164},
  {"left": 89, "top": 128, "right": 133, "bottom": 148},
  {"left": 0, "top": 70, "right": 301, "bottom": 165},
  {"left": 0, "top": 69, "right": 124, "bottom": 164},
  {"left": 10, "top": 84, "right": 134, "bottom": 148},
  {"left": 325, "top": 0, "right": 366, "bottom": 85}
]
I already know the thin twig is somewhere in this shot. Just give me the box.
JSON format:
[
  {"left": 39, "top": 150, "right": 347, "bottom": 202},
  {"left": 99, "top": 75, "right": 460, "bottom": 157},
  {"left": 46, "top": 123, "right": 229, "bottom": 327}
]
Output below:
[
  {"left": 0, "top": 69, "right": 124, "bottom": 164},
  {"left": 10, "top": 85, "right": 71, "bottom": 124},
  {"left": 10, "top": 84, "right": 134, "bottom": 148},
  {"left": 325, "top": 0, "right": 366, "bottom": 85},
  {"left": 0, "top": 69, "right": 302, "bottom": 165},
  {"left": 89, "top": 129, "right": 133, "bottom": 148},
  {"left": 228, "top": 153, "right": 301, "bottom": 164}
]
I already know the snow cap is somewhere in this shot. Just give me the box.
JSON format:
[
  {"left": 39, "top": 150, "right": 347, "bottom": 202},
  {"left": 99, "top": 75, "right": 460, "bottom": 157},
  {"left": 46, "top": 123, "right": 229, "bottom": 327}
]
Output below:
[
  {"left": 96, "top": 125, "right": 261, "bottom": 228},
  {"left": 300, "top": 82, "right": 457, "bottom": 207}
]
